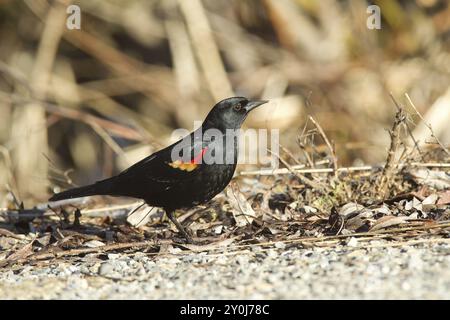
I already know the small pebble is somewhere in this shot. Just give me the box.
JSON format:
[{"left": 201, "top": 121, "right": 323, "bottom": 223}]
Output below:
[{"left": 98, "top": 262, "right": 116, "bottom": 276}]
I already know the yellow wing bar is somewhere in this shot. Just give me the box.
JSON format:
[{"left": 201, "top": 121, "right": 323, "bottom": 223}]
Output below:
[{"left": 168, "top": 160, "right": 198, "bottom": 172}]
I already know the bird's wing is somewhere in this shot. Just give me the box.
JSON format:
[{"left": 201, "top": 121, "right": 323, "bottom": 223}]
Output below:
[{"left": 117, "top": 135, "right": 209, "bottom": 183}]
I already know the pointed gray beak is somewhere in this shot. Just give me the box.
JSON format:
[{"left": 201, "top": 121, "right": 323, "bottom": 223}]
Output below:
[{"left": 245, "top": 100, "right": 269, "bottom": 112}]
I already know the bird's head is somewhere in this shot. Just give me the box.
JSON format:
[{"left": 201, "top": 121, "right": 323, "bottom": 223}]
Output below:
[{"left": 203, "top": 97, "right": 268, "bottom": 131}]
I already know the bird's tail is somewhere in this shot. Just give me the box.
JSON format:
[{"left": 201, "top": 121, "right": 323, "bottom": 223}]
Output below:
[{"left": 49, "top": 178, "right": 116, "bottom": 202}]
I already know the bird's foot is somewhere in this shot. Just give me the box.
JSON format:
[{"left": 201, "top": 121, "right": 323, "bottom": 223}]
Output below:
[
  {"left": 166, "top": 209, "right": 196, "bottom": 244},
  {"left": 178, "top": 228, "right": 195, "bottom": 244}
]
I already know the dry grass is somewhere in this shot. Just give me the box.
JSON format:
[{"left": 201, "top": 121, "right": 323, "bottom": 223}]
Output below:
[
  {"left": 1, "top": 124, "right": 449, "bottom": 268},
  {"left": 0, "top": 0, "right": 449, "bottom": 268}
]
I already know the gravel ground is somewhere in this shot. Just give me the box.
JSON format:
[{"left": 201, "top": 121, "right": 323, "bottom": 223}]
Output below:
[{"left": 1, "top": 239, "right": 449, "bottom": 299}]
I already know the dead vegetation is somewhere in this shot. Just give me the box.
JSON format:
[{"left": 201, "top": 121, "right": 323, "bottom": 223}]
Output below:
[
  {"left": 0, "top": 0, "right": 449, "bottom": 268},
  {"left": 1, "top": 115, "right": 449, "bottom": 269}
]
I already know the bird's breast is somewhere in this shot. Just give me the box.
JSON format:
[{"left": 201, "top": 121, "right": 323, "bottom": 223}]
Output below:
[{"left": 167, "top": 163, "right": 236, "bottom": 209}]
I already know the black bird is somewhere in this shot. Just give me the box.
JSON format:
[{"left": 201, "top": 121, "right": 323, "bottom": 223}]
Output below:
[{"left": 49, "top": 97, "right": 268, "bottom": 242}]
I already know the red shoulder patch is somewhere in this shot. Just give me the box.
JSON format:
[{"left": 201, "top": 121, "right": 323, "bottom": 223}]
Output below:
[{"left": 168, "top": 147, "right": 208, "bottom": 171}]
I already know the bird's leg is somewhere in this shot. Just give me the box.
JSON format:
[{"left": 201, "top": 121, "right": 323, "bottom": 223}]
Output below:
[{"left": 166, "top": 209, "right": 194, "bottom": 244}]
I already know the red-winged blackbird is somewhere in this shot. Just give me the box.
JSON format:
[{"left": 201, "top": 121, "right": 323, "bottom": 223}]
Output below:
[{"left": 49, "top": 97, "right": 268, "bottom": 242}]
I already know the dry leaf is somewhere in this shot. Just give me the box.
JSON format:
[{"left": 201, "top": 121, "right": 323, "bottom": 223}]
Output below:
[
  {"left": 214, "top": 225, "right": 223, "bottom": 234},
  {"left": 409, "top": 169, "right": 450, "bottom": 190},
  {"left": 84, "top": 240, "right": 105, "bottom": 248},
  {"left": 127, "top": 203, "right": 158, "bottom": 227},
  {"left": 0, "top": 228, "right": 26, "bottom": 240},
  {"left": 373, "top": 204, "right": 392, "bottom": 215},
  {"left": 437, "top": 190, "right": 450, "bottom": 205},
  {"left": 5, "top": 238, "right": 36, "bottom": 262},
  {"left": 338, "top": 203, "right": 373, "bottom": 230},
  {"left": 370, "top": 216, "right": 411, "bottom": 231},
  {"left": 405, "top": 200, "right": 413, "bottom": 211},
  {"left": 226, "top": 187, "right": 256, "bottom": 227},
  {"left": 422, "top": 194, "right": 438, "bottom": 212},
  {"left": 346, "top": 210, "right": 374, "bottom": 230},
  {"left": 189, "top": 221, "right": 221, "bottom": 232},
  {"left": 338, "top": 203, "right": 365, "bottom": 218},
  {"left": 180, "top": 237, "right": 236, "bottom": 251}
]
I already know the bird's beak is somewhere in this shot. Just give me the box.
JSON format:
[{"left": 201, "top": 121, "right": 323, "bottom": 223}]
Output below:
[{"left": 245, "top": 99, "right": 269, "bottom": 112}]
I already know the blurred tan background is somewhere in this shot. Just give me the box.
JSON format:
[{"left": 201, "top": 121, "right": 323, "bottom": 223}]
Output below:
[{"left": 0, "top": 0, "right": 449, "bottom": 205}]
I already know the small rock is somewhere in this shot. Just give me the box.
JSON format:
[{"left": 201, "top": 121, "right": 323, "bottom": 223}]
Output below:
[
  {"left": 274, "top": 242, "right": 286, "bottom": 249},
  {"left": 405, "top": 200, "right": 413, "bottom": 211},
  {"left": 422, "top": 194, "right": 438, "bottom": 212},
  {"left": 346, "top": 237, "right": 359, "bottom": 247},
  {"left": 214, "top": 225, "right": 223, "bottom": 234},
  {"left": 105, "top": 231, "right": 115, "bottom": 242},
  {"left": 84, "top": 240, "right": 105, "bottom": 248},
  {"left": 98, "top": 262, "right": 115, "bottom": 276},
  {"left": 412, "top": 197, "right": 422, "bottom": 211},
  {"left": 347, "top": 249, "right": 365, "bottom": 258}
]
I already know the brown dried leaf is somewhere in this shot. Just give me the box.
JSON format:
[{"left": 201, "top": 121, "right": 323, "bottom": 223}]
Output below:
[
  {"left": 437, "top": 190, "right": 450, "bottom": 205},
  {"left": 83, "top": 240, "right": 106, "bottom": 248},
  {"left": 126, "top": 202, "right": 157, "bottom": 227},
  {"left": 338, "top": 203, "right": 365, "bottom": 218},
  {"left": 180, "top": 237, "right": 237, "bottom": 252},
  {"left": 225, "top": 187, "right": 256, "bottom": 227},
  {"left": 189, "top": 221, "right": 222, "bottom": 232},
  {"left": 370, "top": 216, "right": 412, "bottom": 231},
  {"left": 5, "top": 238, "right": 36, "bottom": 262},
  {"left": 346, "top": 209, "right": 374, "bottom": 230},
  {"left": 409, "top": 169, "right": 450, "bottom": 190},
  {"left": 0, "top": 228, "right": 25, "bottom": 240},
  {"left": 422, "top": 194, "right": 438, "bottom": 212},
  {"left": 373, "top": 204, "right": 392, "bottom": 215}
]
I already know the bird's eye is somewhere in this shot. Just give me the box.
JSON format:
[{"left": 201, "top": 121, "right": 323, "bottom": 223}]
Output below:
[{"left": 234, "top": 103, "right": 242, "bottom": 111}]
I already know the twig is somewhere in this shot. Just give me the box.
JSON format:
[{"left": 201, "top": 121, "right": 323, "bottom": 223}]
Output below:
[
  {"left": 0, "top": 228, "right": 25, "bottom": 240},
  {"left": 155, "top": 220, "right": 450, "bottom": 256},
  {"left": 377, "top": 96, "right": 406, "bottom": 197},
  {"left": 215, "top": 220, "right": 450, "bottom": 254},
  {"left": 267, "top": 149, "right": 329, "bottom": 193},
  {"left": 2, "top": 236, "right": 37, "bottom": 265},
  {"left": 240, "top": 165, "right": 374, "bottom": 176},
  {"left": 89, "top": 121, "right": 131, "bottom": 166},
  {"left": 3, "top": 221, "right": 450, "bottom": 267},
  {"left": 389, "top": 93, "right": 424, "bottom": 160},
  {"left": 279, "top": 144, "right": 302, "bottom": 166},
  {"left": 408, "top": 162, "right": 450, "bottom": 168},
  {"left": 239, "top": 162, "right": 450, "bottom": 176},
  {"left": 296, "top": 120, "right": 315, "bottom": 167},
  {"left": 309, "top": 116, "right": 338, "bottom": 177},
  {"left": 1, "top": 240, "right": 166, "bottom": 267},
  {"left": 0, "top": 92, "right": 144, "bottom": 141},
  {"left": 405, "top": 93, "right": 450, "bottom": 156},
  {"left": 2, "top": 201, "right": 143, "bottom": 220}
]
